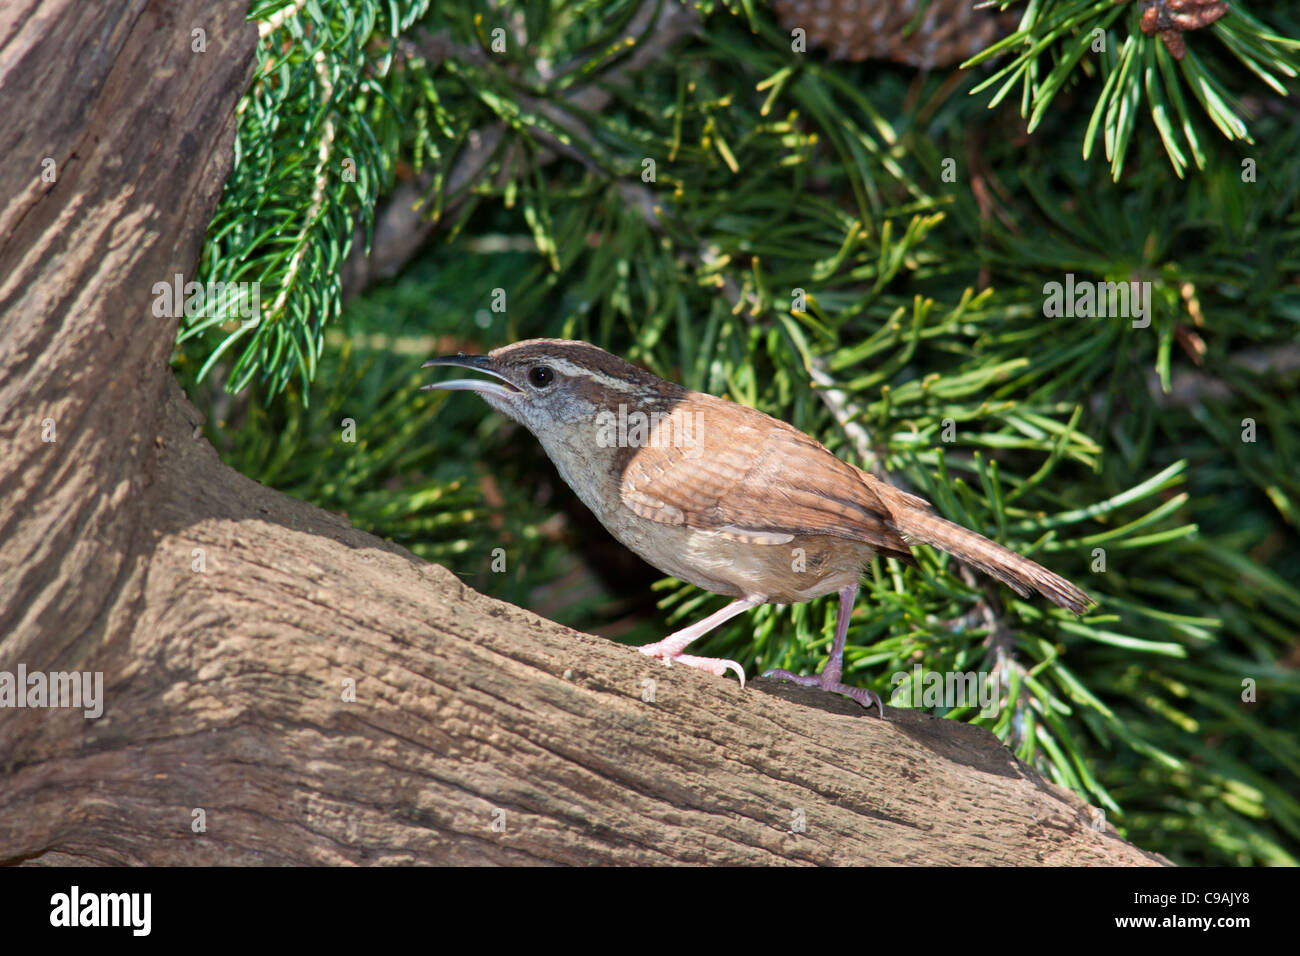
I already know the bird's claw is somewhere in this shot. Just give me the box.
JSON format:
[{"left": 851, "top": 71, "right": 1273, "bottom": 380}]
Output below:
[
  {"left": 762, "top": 668, "right": 886, "bottom": 718},
  {"left": 639, "top": 644, "right": 746, "bottom": 688},
  {"left": 675, "top": 654, "right": 746, "bottom": 688}
]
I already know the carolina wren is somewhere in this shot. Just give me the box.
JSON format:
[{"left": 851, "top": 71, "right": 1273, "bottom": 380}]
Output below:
[{"left": 424, "top": 339, "right": 1093, "bottom": 714}]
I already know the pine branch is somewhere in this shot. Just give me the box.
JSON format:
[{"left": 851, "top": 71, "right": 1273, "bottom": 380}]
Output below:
[
  {"left": 965, "top": 0, "right": 1300, "bottom": 178},
  {"left": 184, "top": 0, "right": 434, "bottom": 399}
]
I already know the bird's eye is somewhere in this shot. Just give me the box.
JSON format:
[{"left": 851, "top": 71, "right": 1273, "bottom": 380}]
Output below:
[{"left": 528, "top": 365, "right": 555, "bottom": 388}]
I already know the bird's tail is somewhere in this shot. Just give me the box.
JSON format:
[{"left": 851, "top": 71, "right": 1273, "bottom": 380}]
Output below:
[{"left": 894, "top": 508, "right": 1093, "bottom": 615}]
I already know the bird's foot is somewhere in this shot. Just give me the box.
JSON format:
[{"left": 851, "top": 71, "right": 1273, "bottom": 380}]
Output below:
[
  {"left": 762, "top": 668, "right": 886, "bottom": 718},
  {"left": 639, "top": 641, "right": 746, "bottom": 688}
]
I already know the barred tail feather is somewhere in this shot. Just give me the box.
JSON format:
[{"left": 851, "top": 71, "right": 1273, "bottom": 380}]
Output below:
[{"left": 896, "top": 509, "right": 1093, "bottom": 615}]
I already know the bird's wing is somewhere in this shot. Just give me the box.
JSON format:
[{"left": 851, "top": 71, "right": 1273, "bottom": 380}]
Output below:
[{"left": 617, "top": 396, "right": 913, "bottom": 558}]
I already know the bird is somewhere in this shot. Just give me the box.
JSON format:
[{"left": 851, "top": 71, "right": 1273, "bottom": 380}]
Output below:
[{"left": 423, "top": 338, "right": 1093, "bottom": 715}]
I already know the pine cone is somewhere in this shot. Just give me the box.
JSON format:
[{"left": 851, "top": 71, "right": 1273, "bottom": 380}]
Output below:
[{"left": 770, "top": 0, "right": 1018, "bottom": 68}]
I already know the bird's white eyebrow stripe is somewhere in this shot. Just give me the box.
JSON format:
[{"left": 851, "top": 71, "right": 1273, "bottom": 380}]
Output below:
[{"left": 545, "top": 357, "right": 656, "bottom": 398}]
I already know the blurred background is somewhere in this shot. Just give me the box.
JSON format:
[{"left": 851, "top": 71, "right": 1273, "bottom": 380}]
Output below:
[{"left": 174, "top": 0, "right": 1300, "bottom": 864}]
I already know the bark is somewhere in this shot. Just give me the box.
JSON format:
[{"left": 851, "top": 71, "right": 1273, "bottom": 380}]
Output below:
[{"left": 0, "top": 0, "right": 1166, "bottom": 866}]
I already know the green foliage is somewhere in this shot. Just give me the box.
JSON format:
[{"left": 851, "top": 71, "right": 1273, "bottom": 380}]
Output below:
[
  {"left": 182, "top": 0, "right": 1300, "bottom": 864},
  {"left": 184, "top": 0, "right": 433, "bottom": 398},
  {"left": 968, "top": 1, "right": 1300, "bottom": 179}
]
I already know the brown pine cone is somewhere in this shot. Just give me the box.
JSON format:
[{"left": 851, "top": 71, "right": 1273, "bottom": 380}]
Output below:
[
  {"left": 770, "top": 0, "right": 1018, "bottom": 68},
  {"left": 771, "top": 0, "right": 1229, "bottom": 67}
]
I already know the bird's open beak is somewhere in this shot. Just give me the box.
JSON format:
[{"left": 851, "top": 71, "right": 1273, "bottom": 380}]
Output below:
[{"left": 421, "top": 354, "right": 523, "bottom": 398}]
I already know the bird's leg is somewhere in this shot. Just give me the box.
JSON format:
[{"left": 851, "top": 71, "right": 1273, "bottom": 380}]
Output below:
[
  {"left": 638, "top": 595, "right": 765, "bottom": 686},
  {"left": 764, "top": 583, "right": 885, "bottom": 717}
]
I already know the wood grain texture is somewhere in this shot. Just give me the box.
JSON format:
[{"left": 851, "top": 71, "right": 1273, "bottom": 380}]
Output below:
[{"left": 0, "top": 0, "right": 1166, "bottom": 866}]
